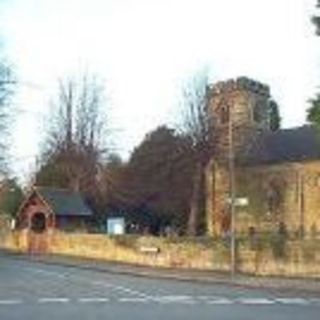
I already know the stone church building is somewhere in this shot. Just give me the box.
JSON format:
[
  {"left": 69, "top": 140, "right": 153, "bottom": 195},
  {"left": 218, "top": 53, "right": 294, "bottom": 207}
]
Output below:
[{"left": 205, "top": 77, "right": 320, "bottom": 237}]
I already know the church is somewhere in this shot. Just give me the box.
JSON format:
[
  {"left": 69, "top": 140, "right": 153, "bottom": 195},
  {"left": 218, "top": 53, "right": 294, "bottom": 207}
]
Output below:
[{"left": 205, "top": 77, "right": 320, "bottom": 238}]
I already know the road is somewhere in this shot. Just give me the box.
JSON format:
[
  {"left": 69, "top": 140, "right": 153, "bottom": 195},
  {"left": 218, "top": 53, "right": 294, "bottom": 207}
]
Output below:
[{"left": 0, "top": 254, "right": 320, "bottom": 320}]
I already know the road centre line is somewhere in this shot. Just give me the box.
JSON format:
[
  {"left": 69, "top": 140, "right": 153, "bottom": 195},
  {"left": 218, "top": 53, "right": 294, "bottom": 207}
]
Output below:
[
  {"left": 197, "top": 295, "right": 223, "bottom": 300},
  {"left": 1, "top": 296, "right": 320, "bottom": 306},
  {"left": 38, "top": 298, "right": 70, "bottom": 303},
  {"left": 275, "top": 298, "right": 310, "bottom": 305},
  {"left": 153, "top": 295, "right": 194, "bottom": 302},
  {"left": 206, "top": 298, "right": 234, "bottom": 305},
  {"left": 118, "top": 297, "right": 149, "bottom": 302},
  {"left": 238, "top": 298, "right": 275, "bottom": 305},
  {"left": 0, "top": 299, "right": 23, "bottom": 305},
  {"left": 156, "top": 295, "right": 193, "bottom": 300},
  {"left": 78, "top": 297, "right": 109, "bottom": 303}
]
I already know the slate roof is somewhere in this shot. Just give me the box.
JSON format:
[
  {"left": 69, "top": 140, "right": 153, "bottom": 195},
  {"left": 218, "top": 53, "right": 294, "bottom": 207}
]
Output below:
[
  {"left": 244, "top": 125, "right": 320, "bottom": 165},
  {"left": 35, "top": 187, "right": 93, "bottom": 216}
]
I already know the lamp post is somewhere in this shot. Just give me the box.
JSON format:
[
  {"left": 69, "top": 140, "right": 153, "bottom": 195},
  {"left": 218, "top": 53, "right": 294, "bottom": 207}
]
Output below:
[{"left": 228, "top": 105, "right": 236, "bottom": 279}]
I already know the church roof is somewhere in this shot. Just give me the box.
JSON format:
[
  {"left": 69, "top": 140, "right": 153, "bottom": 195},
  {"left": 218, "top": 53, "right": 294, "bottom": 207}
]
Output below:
[{"left": 245, "top": 125, "right": 320, "bottom": 165}]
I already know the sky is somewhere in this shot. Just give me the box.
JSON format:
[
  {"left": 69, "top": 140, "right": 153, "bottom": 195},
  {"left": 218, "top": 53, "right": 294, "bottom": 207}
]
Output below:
[{"left": 0, "top": 0, "right": 319, "bottom": 182}]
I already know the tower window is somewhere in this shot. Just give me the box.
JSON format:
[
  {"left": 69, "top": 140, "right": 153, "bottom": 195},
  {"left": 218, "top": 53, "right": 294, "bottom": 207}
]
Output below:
[
  {"left": 220, "top": 105, "right": 230, "bottom": 124},
  {"left": 253, "top": 102, "right": 263, "bottom": 123}
]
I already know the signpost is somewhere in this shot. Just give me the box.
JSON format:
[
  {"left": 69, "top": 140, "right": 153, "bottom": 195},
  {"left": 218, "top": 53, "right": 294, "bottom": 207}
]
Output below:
[
  {"left": 227, "top": 195, "right": 249, "bottom": 279},
  {"left": 227, "top": 106, "right": 249, "bottom": 280}
]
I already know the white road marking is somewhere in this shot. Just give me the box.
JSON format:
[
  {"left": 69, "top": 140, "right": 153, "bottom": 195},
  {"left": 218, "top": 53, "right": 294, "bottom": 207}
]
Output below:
[
  {"left": 113, "top": 285, "right": 150, "bottom": 298},
  {"left": 91, "top": 281, "right": 151, "bottom": 299},
  {"left": 119, "top": 297, "right": 149, "bottom": 303},
  {"left": 154, "top": 295, "right": 196, "bottom": 304},
  {"left": 155, "top": 295, "right": 193, "bottom": 300},
  {"left": 8, "top": 262, "right": 320, "bottom": 308},
  {"left": 25, "top": 267, "right": 67, "bottom": 279},
  {"left": 206, "top": 298, "right": 234, "bottom": 305},
  {"left": 78, "top": 298, "right": 109, "bottom": 303},
  {"left": 26, "top": 267, "right": 151, "bottom": 301},
  {"left": 197, "top": 296, "right": 222, "bottom": 300},
  {"left": 275, "top": 298, "right": 310, "bottom": 305},
  {"left": 38, "top": 298, "right": 70, "bottom": 303},
  {"left": 1, "top": 295, "right": 320, "bottom": 307},
  {"left": 20, "top": 265, "right": 153, "bottom": 301},
  {"left": 0, "top": 299, "right": 23, "bottom": 305},
  {"left": 239, "top": 298, "right": 275, "bottom": 305}
]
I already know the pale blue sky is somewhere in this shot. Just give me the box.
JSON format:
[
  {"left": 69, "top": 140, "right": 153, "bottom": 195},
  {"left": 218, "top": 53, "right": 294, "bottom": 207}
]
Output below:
[{"left": 0, "top": 0, "right": 319, "bottom": 181}]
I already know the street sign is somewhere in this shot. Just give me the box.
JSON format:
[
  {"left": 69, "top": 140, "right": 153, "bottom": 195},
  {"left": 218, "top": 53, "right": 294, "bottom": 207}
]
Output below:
[
  {"left": 227, "top": 197, "right": 249, "bottom": 207},
  {"left": 10, "top": 219, "right": 16, "bottom": 230}
]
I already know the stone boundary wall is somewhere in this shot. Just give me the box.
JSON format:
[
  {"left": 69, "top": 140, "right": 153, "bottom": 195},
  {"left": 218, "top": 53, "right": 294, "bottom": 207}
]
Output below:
[
  {"left": 1, "top": 230, "right": 320, "bottom": 278},
  {"left": 48, "top": 233, "right": 227, "bottom": 271}
]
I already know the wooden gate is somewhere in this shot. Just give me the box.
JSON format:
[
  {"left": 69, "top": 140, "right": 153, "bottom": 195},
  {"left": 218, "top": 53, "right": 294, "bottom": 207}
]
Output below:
[
  {"left": 28, "top": 212, "right": 48, "bottom": 254},
  {"left": 28, "top": 231, "right": 48, "bottom": 254}
]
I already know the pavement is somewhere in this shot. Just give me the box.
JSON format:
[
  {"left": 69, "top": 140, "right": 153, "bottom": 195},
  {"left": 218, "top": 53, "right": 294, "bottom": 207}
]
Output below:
[{"left": 1, "top": 251, "right": 320, "bottom": 319}]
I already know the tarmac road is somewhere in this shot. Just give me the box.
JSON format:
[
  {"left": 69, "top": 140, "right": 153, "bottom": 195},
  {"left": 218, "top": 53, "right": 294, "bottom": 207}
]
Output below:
[{"left": 0, "top": 254, "right": 320, "bottom": 320}]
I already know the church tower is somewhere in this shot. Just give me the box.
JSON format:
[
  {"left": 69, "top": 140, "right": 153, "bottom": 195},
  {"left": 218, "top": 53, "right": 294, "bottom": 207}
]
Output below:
[{"left": 205, "top": 77, "right": 271, "bottom": 236}]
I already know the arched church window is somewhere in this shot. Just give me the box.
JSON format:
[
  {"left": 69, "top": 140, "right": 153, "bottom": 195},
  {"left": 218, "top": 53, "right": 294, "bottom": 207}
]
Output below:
[{"left": 266, "top": 178, "right": 285, "bottom": 215}]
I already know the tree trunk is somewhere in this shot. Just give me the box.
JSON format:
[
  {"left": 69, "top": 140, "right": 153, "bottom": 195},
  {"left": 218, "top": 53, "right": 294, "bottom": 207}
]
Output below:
[{"left": 187, "top": 162, "right": 203, "bottom": 236}]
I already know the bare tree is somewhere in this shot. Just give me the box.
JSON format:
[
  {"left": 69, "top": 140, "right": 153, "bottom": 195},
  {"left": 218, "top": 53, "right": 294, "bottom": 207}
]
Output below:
[
  {"left": 0, "top": 61, "right": 15, "bottom": 174},
  {"left": 37, "top": 72, "right": 109, "bottom": 193},
  {"left": 178, "top": 70, "right": 216, "bottom": 236}
]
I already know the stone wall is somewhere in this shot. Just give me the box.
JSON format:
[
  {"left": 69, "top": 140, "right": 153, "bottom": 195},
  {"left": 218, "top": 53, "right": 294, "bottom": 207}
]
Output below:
[
  {"left": 48, "top": 233, "right": 229, "bottom": 270},
  {"left": 0, "top": 230, "right": 27, "bottom": 252},
  {"left": 236, "top": 160, "right": 320, "bottom": 236},
  {"left": 206, "top": 159, "right": 320, "bottom": 237},
  {"left": 238, "top": 239, "right": 320, "bottom": 277},
  {"left": 1, "top": 231, "right": 320, "bottom": 278}
]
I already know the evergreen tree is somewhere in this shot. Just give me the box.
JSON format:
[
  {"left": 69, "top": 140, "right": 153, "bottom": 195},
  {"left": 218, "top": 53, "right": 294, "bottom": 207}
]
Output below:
[
  {"left": 308, "top": 2, "right": 320, "bottom": 125},
  {"left": 269, "top": 100, "right": 281, "bottom": 131},
  {"left": 307, "top": 94, "right": 320, "bottom": 126}
]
